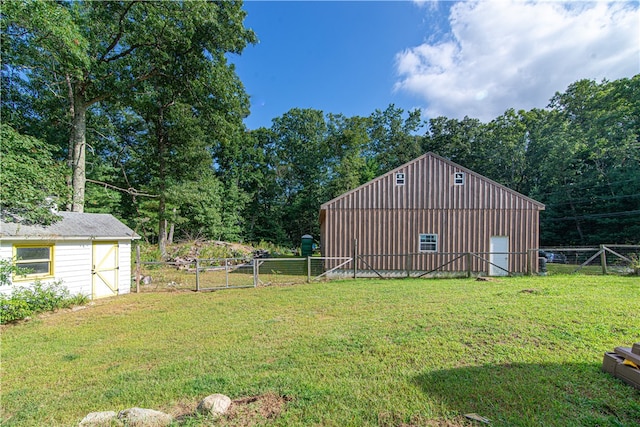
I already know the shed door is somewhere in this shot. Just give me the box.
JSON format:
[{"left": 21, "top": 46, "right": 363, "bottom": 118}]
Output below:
[
  {"left": 489, "top": 236, "right": 509, "bottom": 276},
  {"left": 92, "top": 242, "right": 119, "bottom": 298}
]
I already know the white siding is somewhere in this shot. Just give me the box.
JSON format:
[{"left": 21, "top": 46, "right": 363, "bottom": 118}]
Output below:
[
  {"left": 118, "top": 240, "right": 132, "bottom": 295},
  {"left": 54, "top": 241, "right": 93, "bottom": 297},
  {"left": 0, "top": 239, "right": 133, "bottom": 299}
]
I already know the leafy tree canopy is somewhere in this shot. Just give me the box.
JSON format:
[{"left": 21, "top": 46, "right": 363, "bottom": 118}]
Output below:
[{"left": 0, "top": 125, "right": 68, "bottom": 225}]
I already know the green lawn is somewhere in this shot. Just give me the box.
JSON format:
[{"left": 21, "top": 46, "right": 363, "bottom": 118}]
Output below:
[{"left": 1, "top": 275, "right": 639, "bottom": 426}]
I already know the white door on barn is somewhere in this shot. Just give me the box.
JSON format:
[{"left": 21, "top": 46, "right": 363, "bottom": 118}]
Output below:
[
  {"left": 92, "top": 242, "right": 119, "bottom": 298},
  {"left": 489, "top": 236, "right": 509, "bottom": 276}
]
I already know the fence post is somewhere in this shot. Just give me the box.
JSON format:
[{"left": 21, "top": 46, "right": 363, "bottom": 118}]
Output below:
[
  {"left": 466, "top": 252, "right": 472, "bottom": 278},
  {"left": 353, "top": 238, "right": 358, "bottom": 279},
  {"left": 225, "top": 258, "right": 229, "bottom": 288},
  {"left": 405, "top": 254, "right": 412, "bottom": 278},
  {"left": 600, "top": 244, "right": 608, "bottom": 275},
  {"left": 307, "top": 256, "right": 312, "bottom": 283},
  {"left": 253, "top": 258, "right": 258, "bottom": 287},
  {"left": 135, "top": 245, "right": 141, "bottom": 293},
  {"left": 195, "top": 258, "right": 200, "bottom": 292}
]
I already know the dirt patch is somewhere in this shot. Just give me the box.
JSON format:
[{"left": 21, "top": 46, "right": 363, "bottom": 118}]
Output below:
[
  {"left": 223, "top": 393, "right": 291, "bottom": 426},
  {"left": 173, "top": 393, "right": 290, "bottom": 426}
]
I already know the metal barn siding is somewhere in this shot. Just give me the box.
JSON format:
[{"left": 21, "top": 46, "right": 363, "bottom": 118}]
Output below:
[{"left": 320, "top": 152, "right": 544, "bottom": 274}]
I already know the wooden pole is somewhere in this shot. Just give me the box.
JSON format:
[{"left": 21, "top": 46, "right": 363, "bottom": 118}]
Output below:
[
  {"left": 195, "top": 258, "right": 200, "bottom": 292},
  {"left": 353, "top": 238, "right": 358, "bottom": 279},
  {"left": 600, "top": 244, "right": 608, "bottom": 275},
  {"left": 135, "top": 245, "right": 141, "bottom": 293}
]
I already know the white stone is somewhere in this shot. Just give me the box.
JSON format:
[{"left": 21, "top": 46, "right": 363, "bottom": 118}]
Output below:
[
  {"left": 196, "top": 393, "right": 232, "bottom": 416},
  {"left": 78, "top": 411, "right": 120, "bottom": 426},
  {"left": 117, "top": 407, "right": 172, "bottom": 426}
]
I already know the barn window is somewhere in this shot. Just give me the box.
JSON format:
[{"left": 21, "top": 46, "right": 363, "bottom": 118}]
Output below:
[
  {"left": 395, "top": 172, "right": 405, "bottom": 186},
  {"left": 13, "top": 245, "right": 54, "bottom": 280},
  {"left": 419, "top": 234, "right": 438, "bottom": 252},
  {"left": 454, "top": 172, "right": 465, "bottom": 185}
]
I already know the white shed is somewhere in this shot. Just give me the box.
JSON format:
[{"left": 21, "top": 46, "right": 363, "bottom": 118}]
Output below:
[{"left": 0, "top": 212, "right": 139, "bottom": 299}]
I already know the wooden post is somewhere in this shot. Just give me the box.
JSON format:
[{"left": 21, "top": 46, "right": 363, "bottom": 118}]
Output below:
[
  {"left": 600, "top": 244, "right": 608, "bottom": 275},
  {"left": 353, "top": 238, "right": 358, "bottom": 279},
  {"left": 135, "top": 245, "right": 141, "bottom": 293},
  {"left": 466, "top": 252, "right": 472, "bottom": 278},
  {"left": 195, "top": 258, "right": 200, "bottom": 292},
  {"left": 225, "top": 258, "right": 230, "bottom": 288},
  {"left": 253, "top": 259, "right": 258, "bottom": 287},
  {"left": 307, "top": 256, "right": 312, "bottom": 283},
  {"left": 405, "top": 254, "right": 412, "bottom": 278}
]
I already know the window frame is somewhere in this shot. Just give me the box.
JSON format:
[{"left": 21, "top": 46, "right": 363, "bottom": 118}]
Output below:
[
  {"left": 395, "top": 172, "right": 405, "bottom": 186},
  {"left": 419, "top": 233, "right": 438, "bottom": 253},
  {"left": 13, "top": 244, "right": 54, "bottom": 281},
  {"left": 454, "top": 172, "right": 465, "bottom": 185}
]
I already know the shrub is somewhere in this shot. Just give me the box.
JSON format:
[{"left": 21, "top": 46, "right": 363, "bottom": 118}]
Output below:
[
  {"left": 0, "top": 280, "right": 89, "bottom": 324},
  {"left": 0, "top": 297, "right": 32, "bottom": 323}
]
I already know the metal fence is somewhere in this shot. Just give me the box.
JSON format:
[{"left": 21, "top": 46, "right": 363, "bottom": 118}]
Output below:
[
  {"left": 133, "top": 245, "right": 639, "bottom": 293},
  {"left": 539, "top": 245, "right": 640, "bottom": 275},
  {"left": 133, "top": 256, "right": 352, "bottom": 292}
]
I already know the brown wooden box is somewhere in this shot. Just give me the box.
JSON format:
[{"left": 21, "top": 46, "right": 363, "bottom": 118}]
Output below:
[
  {"left": 614, "top": 363, "right": 640, "bottom": 390},
  {"left": 602, "top": 352, "right": 640, "bottom": 390},
  {"left": 614, "top": 347, "right": 640, "bottom": 366},
  {"left": 602, "top": 352, "right": 622, "bottom": 375}
]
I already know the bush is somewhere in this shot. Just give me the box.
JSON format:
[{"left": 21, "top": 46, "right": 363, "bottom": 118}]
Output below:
[
  {"left": 0, "top": 297, "right": 32, "bottom": 323},
  {"left": 0, "top": 280, "right": 89, "bottom": 324}
]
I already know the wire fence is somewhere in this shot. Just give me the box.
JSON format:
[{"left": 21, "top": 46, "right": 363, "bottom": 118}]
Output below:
[
  {"left": 133, "top": 245, "right": 639, "bottom": 293},
  {"left": 539, "top": 245, "right": 640, "bottom": 275},
  {"left": 133, "top": 256, "right": 352, "bottom": 292}
]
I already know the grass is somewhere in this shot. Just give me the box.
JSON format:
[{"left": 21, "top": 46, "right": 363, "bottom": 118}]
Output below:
[{"left": 1, "top": 275, "right": 639, "bottom": 426}]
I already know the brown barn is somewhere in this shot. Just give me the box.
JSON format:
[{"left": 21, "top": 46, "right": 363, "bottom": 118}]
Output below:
[{"left": 319, "top": 152, "right": 545, "bottom": 276}]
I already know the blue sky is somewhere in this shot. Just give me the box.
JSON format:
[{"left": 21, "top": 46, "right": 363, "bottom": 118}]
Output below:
[{"left": 231, "top": 1, "right": 640, "bottom": 130}]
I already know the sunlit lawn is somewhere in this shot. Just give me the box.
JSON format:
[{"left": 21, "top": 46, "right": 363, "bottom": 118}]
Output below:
[{"left": 1, "top": 275, "right": 639, "bottom": 426}]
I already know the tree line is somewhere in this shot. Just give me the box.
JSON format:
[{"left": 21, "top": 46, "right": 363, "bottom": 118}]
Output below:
[{"left": 2, "top": 1, "right": 639, "bottom": 255}]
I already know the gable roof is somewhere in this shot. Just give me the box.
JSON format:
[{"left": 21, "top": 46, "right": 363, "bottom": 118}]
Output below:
[
  {"left": 0, "top": 212, "right": 139, "bottom": 241},
  {"left": 321, "top": 152, "right": 545, "bottom": 211}
]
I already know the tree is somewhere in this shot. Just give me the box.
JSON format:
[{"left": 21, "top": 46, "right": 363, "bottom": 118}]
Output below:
[
  {"left": 0, "top": 125, "right": 68, "bottom": 224},
  {"left": 325, "top": 114, "right": 374, "bottom": 198},
  {"left": 272, "top": 108, "right": 330, "bottom": 244},
  {"left": 539, "top": 77, "right": 640, "bottom": 245},
  {"left": 368, "top": 105, "right": 423, "bottom": 174},
  {"left": 235, "top": 128, "right": 289, "bottom": 244},
  {"left": 482, "top": 109, "right": 529, "bottom": 192},
  {"left": 2, "top": 0, "right": 255, "bottom": 214},
  {"left": 421, "top": 115, "right": 485, "bottom": 173}
]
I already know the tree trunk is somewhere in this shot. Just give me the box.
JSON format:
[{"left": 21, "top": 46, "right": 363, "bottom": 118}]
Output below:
[
  {"left": 70, "top": 98, "right": 87, "bottom": 212},
  {"left": 158, "top": 197, "right": 167, "bottom": 259},
  {"left": 65, "top": 74, "right": 75, "bottom": 211},
  {"left": 168, "top": 207, "right": 176, "bottom": 243},
  {"left": 156, "top": 105, "right": 168, "bottom": 259}
]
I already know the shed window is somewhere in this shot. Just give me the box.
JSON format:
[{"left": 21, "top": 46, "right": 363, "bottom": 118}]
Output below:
[
  {"left": 419, "top": 234, "right": 438, "bottom": 252},
  {"left": 454, "top": 172, "right": 465, "bottom": 185},
  {"left": 14, "top": 245, "right": 53, "bottom": 279},
  {"left": 395, "top": 173, "right": 405, "bottom": 186}
]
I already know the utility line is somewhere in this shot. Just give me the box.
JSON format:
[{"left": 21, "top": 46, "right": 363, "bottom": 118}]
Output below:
[{"left": 543, "top": 209, "right": 640, "bottom": 221}]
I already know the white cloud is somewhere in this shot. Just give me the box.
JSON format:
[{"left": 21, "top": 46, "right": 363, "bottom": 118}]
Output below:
[{"left": 394, "top": 1, "right": 640, "bottom": 122}]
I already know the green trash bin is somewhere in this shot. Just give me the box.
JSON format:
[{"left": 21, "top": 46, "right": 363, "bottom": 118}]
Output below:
[{"left": 301, "top": 234, "right": 313, "bottom": 257}]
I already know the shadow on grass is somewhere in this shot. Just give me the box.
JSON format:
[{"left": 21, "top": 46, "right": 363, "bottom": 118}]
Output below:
[{"left": 414, "top": 361, "right": 640, "bottom": 427}]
